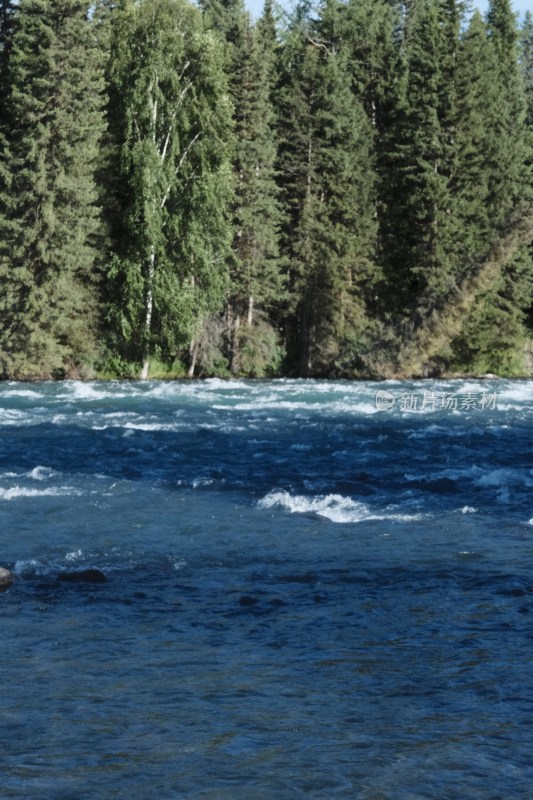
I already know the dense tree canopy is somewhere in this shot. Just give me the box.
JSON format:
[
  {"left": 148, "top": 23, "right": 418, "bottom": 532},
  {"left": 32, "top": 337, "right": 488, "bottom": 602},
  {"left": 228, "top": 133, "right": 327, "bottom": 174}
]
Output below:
[
  {"left": 0, "top": 0, "right": 106, "bottom": 378},
  {"left": 105, "top": 0, "right": 233, "bottom": 378},
  {"left": 0, "top": 0, "right": 532, "bottom": 379}
]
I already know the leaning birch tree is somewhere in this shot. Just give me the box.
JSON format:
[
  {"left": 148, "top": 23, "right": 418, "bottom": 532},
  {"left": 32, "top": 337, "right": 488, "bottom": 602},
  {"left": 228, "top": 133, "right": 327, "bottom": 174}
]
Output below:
[{"left": 106, "top": 0, "right": 233, "bottom": 378}]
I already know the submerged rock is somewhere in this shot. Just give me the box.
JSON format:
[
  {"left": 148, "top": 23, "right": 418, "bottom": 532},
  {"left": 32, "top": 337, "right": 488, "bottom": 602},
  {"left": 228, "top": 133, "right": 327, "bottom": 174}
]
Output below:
[
  {"left": 60, "top": 568, "right": 107, "bottom": 584},
  {"left": 0, "top": 566, "right": 13, "bottom": 590},
  {"left": 238, "top": 595, "right": 259, "bottom": 607}
]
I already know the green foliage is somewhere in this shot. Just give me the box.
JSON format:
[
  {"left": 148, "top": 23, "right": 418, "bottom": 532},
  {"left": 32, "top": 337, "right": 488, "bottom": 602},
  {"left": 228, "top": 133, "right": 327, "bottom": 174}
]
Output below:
[
  {"left": 0, "top": 0, "right": 106, "bottom": 379},
  {"left": 0, "top": 0, "right": 532, "bottom": 380},
  {"left": 105, "top": 0, "right": 234, "bottom": 377},
  {"left": 237, "top": 317, "right": 284, "bottom": 377},
  {"left": 450, "top": 245, "right": 533, "bottom": 375},
  {"left": 218, "top": 1, "right": 284, "bottom": 372},
  {"left": 276, "top": 0, "right": 379, "bottom": 375}
]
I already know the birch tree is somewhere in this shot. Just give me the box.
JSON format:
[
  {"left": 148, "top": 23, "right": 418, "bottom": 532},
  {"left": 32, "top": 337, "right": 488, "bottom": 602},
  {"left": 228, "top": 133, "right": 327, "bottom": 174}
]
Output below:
[{"left": 106, "top": 0, "right": 233, "bottom": 378}]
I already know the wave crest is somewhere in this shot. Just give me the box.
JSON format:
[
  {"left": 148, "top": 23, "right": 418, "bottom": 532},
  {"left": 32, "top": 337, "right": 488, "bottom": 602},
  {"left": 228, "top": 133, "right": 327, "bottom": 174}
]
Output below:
[{"left": 258, "top": 490, "right": 422, "bottom": 524}]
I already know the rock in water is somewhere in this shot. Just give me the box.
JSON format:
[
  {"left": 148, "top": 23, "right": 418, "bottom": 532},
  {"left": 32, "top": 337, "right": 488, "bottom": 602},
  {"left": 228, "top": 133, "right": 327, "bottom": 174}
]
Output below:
[
  {"left": 0, "top": 566, "right": 13, "bottom": 590},
  {"left": 60, "top": 568, "right": 107, "bottom": 584}
]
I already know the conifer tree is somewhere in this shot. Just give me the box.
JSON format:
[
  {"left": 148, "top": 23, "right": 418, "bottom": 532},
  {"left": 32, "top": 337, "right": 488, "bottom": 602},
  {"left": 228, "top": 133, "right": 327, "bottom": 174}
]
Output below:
[
  {"left": 341, "top": 0, "right": 400, "bottom": 127},
  {"left": 339, "top": 0, "right": 403, "bottom": 321},
  {"left": 199, "top": 0, "right": 243, "bottom": 45},
  {"left": 225, "top": 4, "right": 283, "bottom": 375},
  {"left": 0, "top": 0, "right": 106, "bottom": 379},
  {"left": 521, "top": 10, "right": 533, "bottom": 126},
  {"left": 394, "top": 0, "right": 459, "bottom": 314},
  {"left": 453, "top": 10, "right": 499, "bottom": 268},
  {"left": 0, "top": 0, "right": 16, "bottom": 211},
  {"left": 450, "top": 244, "right": 533, "bottom": 374},
  {"left": 277, "top": 0, "right": 378, "bottom": 375},
  {"left": 106, "top": 0, "right": 233, "bottom": 378},
  {"left": 0, "top": 1, "right": 15, "bottom": 93},
  {"left": 91, "top": 0, "right": 118, "bottom": 50},
  {"left": 200, "top": 0, "right": 283, "bottom": 375},
  {"left": 449, "top": 5, "right": 533, "bottom": 374},
  {"left": 486, "top": 0, "right": 529, "bottom": 222}
]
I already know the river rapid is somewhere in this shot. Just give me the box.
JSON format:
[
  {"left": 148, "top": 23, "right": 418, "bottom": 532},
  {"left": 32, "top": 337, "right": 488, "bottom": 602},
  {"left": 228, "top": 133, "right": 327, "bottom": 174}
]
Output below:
[{"left": 1, "top": 378, "right": 532, "bottom": 799}]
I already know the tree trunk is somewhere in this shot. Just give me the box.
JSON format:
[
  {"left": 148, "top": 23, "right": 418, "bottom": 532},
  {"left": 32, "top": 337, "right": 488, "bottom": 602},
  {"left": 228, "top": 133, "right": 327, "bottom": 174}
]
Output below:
[
  {"left": 230, "top": 313, "right": 241, "bottom": 373},
  {"left": 188, "top": 339, "right": 199, "bottom": 378},
  {"left": 141, "top": 249, "right": 155, "bottom": 380}
]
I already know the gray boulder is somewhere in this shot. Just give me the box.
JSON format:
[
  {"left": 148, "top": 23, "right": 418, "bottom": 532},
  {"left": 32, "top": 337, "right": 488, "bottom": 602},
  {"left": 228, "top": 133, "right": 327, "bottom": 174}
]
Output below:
[{"left": 0, "top": 567, "right": 13, "bottom": 590}]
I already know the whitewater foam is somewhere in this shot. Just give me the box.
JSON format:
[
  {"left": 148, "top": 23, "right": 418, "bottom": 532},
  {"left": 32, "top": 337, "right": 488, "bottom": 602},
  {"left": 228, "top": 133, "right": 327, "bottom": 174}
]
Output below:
[
  {"left": 65, "top": 549, "right": 83, "bottom": 562},
  {"left": 475, "top": 468, "right": 533, "bottom": 488},
  {"left": 29, "top": 466, "right": 56, "bottom": 481},
  {"left": 258, "top": 490, "right": 424, "bottom": 524},
  {"left": 0, "top": 486, "right": 81, "bottom": 501}
]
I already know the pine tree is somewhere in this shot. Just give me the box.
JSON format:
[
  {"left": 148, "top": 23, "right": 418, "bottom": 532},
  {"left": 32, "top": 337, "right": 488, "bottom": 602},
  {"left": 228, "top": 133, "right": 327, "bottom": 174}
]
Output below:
[
  {"left": 341, "top": 0, "right": 400, "bottom": 126},
  {"left": 199, "top": 0, "right": 243, "bottom": 44},
  {"left": 0, "top": 0, "right": 106, "bottom": 379},
  {"left": 453, "top": 10, "right": 499, "bottom": 269},
  {"left": 449, "top": 5, "right": 533, "bottom": 374},
  {"left": 225, "top": 3, "right": 283, "bottom": 375},
  {"left": 450, "top": 244, "right": 533, "bottom": 374},
  {"left": 277, "top": 0, "right": 378, "bottom": 375},
  {"left": 521, "top": 10, "right": 533, "bottom": 126},
  {"left": 520, "top": 11, "right": 533, "bottom": 343},
  {"left": 91, "top": 0, "right": 119, "bottom": 51},
  {"left": 106, "top": 0, "right": 233, "bottom": 378},
  {"left": 339, "top": 0, "right": 403, "bottom": 323},
  {"left": 0, "top": 0, "right": 16, "bottom": 214},
  {"left": 0, "top": 1, "right": 15, "bottom": 93},
  {"left": 486, "top": 0, "right": 529, "bottom": 223},
  {"left": 394, "top": 0, "right": 459, "bottom": 314}
]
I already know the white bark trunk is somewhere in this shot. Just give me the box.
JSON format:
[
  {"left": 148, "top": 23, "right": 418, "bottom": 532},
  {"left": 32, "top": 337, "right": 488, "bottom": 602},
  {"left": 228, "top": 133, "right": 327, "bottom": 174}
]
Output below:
[
  {"left": 188, "top": 340, "right": 198, "bottom": 378},
  {"left": 141, "top": 249, "right": 156, "bottom": 380}
]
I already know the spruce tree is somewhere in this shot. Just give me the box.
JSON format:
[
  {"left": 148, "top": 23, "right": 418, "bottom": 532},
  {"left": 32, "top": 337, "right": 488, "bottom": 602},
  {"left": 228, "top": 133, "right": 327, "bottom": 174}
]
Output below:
[
  {"left": 486, "top": 0, "right": 529, "bottom": 223},
  {"left": 106, "top": 0, "right": 233, "bottom": 378},
  {"left": 521, "top": 10, "right": 533, "bottom": 127},
  {"left": 0, "top": 1, "right": 15, "bottom": 94},
  {"left": 450, "top": 244, "right": 533, "bottom": 374},
  {"left": 0, "top": 0, "right": 15, "bottom": 216},
  {"left": 395, "top": 0, "right": 459, "bottom": 314},
  {"left": 453, "top": 10, "right": 499, "bottom": 269},
  {"left": 449, "top": 5, "right": 533, "bottom": 374},
  {"left": 91, "top": 0, "right": 118, "bottom": 50},
  {"left": 0, "top": 0, "right": 106, "bottom": 379},
  {"left": 199, "top": 0, "right": 243, "bottom": 45},
  {"left": 520, "top": 11, "right": 533, "bottom": 344},
  {"left": 339, "top": 0, "right": 404, "bottom": 321},
  {"left": 225, "top": 4, "right": 283, "bottom": 375},
  {"left": 341, "top": 0, "right": 400, "bottom": 126},
  {"left": 277, "top": 0, "right": 378, "bottom": 375}
]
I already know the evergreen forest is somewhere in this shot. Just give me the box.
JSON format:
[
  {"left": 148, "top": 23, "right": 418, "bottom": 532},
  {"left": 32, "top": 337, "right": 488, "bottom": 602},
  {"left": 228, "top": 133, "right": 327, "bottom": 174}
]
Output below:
[{"left": 1, "top": 0, "right": 533, "bottom": 380}]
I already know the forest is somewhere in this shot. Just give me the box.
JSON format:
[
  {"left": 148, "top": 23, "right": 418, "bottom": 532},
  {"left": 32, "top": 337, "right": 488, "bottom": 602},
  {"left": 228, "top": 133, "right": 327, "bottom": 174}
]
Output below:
[{"left": 0, "top": 0, "right": 532, "bottom": 380}]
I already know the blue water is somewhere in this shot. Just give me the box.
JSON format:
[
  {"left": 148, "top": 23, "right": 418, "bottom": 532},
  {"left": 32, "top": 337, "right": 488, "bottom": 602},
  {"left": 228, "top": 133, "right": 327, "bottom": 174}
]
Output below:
[{"left": 1, "top": 378, "right": 532, "bottom": 799}]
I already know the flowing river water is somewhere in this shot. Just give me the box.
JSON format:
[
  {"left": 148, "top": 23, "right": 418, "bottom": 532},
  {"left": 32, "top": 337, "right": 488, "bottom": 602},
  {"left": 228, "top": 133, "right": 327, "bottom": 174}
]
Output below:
[{"left": 1, "top": 378, "right": 532, "bottom": 798}]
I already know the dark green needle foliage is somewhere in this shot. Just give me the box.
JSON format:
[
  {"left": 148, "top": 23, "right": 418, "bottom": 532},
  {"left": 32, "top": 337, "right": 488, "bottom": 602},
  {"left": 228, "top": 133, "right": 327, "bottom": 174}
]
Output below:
[
  {"left": 276, "top": 0, "right": 378, "bottom": 375},
  {"left": 0, "top": 0, "right": 106, "bottom": 379},
  {"left": 0, "top": 0, "right": 531, "bottom": 379}
]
